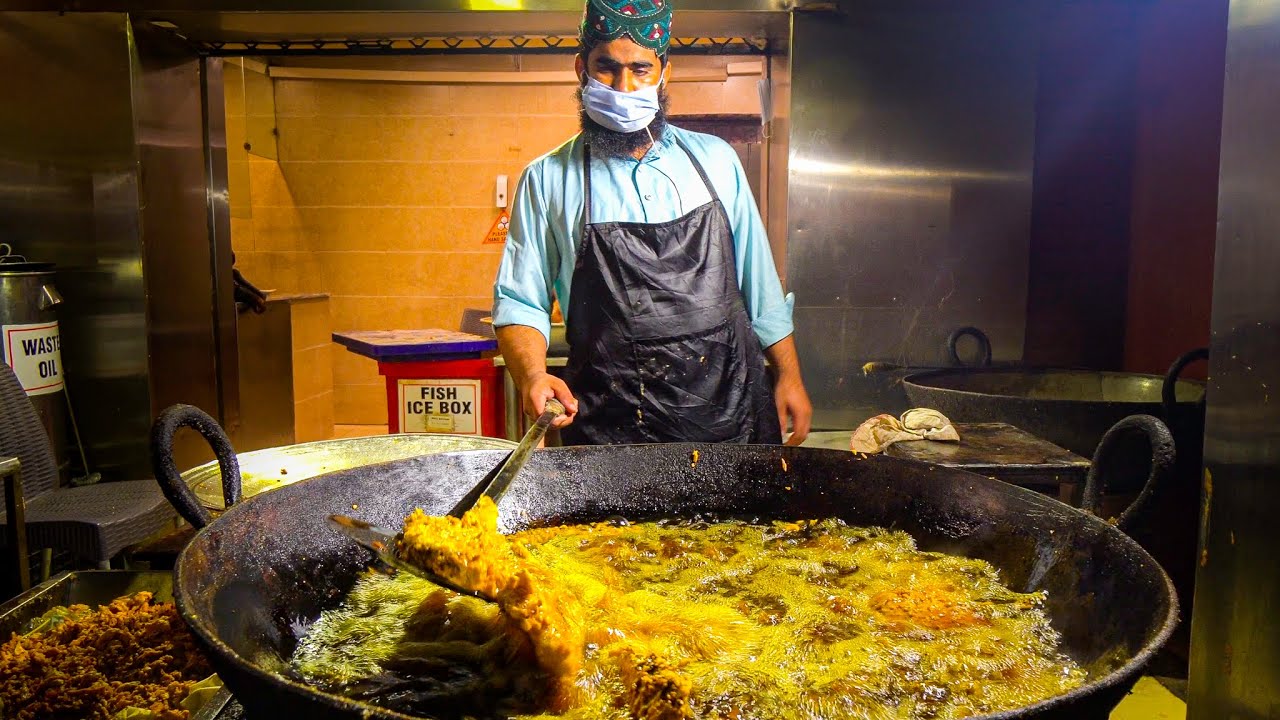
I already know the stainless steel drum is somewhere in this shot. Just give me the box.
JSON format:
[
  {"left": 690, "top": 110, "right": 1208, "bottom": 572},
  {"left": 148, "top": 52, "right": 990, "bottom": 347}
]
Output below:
[{"left": 0, "top": 250, "right": 69, "bottom": 482}]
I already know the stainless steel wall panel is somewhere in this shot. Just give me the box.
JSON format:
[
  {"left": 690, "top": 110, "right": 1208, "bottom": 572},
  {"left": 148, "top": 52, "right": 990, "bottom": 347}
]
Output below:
[
  {"left": 788, "top": 0, "right": 1041, "bottom": 428},
  {"left": 1, "top": 13, "right": 230, "bottom": 480},
  {"left": 0, "top": 12, "right": 152, "bottom": 480},
  {"left": 74, "top": 168, "right": 151, "bottom": 479},
  {"left": 202, "top": 56, "right": 242, "bottom": 447},
  {"left": 1187, "top": 0, "right": 1280, "bottom": 714},
  {"left": 764, "top": 20, "right": 790, "bottom": 278},
  {"left": 131, "top": 21, "right": 234, "bottom": 472}
]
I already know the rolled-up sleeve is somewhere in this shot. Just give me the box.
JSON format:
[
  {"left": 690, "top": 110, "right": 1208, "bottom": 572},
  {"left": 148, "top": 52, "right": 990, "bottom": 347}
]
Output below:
[
  {"left": 492, "top": 166, "right": 558, "bottom": 347},
  {"left": 723, "top": 146, "right": 795, "bottom": 348}
]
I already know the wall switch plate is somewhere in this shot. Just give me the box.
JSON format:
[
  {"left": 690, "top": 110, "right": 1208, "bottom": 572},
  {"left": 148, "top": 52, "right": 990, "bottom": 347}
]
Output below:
[{"left": 496, "top": 175, "right": 508, "bottom": 207}]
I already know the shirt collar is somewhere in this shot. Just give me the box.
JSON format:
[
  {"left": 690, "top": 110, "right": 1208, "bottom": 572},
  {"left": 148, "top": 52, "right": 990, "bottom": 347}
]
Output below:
[
  {"left": 580, "top": 125, "right": 677, "bottom": 165},
  {"left": 641, "top": 126, "right": 677, "bottom": 162}
]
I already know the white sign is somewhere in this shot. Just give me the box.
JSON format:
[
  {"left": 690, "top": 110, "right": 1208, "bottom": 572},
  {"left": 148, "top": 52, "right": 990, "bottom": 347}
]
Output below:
[
  {"left": 2, "top": 321, "right": 64, "bottom": 396},
  {"left": 398, "top": 378, "right": 482, "bottom": 435}
]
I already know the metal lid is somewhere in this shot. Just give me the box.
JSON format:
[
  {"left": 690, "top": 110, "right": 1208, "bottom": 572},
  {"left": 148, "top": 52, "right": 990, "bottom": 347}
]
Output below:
[
  {"left": 0, "top": 261, "right": 55, "bottom": 275},
  {"left": 0, "top": 243, "right": 53, "bottom": 274}
]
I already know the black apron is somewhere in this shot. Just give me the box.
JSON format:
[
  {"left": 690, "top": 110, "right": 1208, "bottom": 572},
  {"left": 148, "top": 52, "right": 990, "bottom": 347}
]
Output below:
[{"left": 559, "top": 138, "right": 781, "bottom": 446}]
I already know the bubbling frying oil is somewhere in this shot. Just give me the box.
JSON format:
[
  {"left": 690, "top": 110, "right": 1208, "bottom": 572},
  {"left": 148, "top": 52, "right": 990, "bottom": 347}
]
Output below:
[{"left": 292, "top": 514, "right": 1086, "bottom": 720}]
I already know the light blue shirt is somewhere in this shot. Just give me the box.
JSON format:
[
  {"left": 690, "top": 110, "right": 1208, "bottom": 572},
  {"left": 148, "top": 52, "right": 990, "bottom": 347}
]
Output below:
[{"left": 492, "top": 125, "right": 795, "bottom": 349}]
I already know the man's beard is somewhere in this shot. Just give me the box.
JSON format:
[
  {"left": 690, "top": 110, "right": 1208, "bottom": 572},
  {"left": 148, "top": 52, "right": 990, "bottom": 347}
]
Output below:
[{"left": 577, "top": 86, "right": 671, "bottom": 159}]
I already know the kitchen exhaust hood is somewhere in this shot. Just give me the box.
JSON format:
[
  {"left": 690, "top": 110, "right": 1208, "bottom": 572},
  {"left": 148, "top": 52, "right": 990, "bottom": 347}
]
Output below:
[{"left": 9, "top": 0, "right": 792, "bottom": 55}]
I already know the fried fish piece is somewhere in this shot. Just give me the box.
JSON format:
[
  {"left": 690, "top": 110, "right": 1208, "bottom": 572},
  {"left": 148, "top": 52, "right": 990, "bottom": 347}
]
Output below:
[
  {"left": 869, "top": 584, "right": 988, "bottom": 631},
  {"left": 399, "top": 497, "right": 585, "bottom": 708},
  {"left": 613, "top": 649, "right": 693, "bottom": 720}
]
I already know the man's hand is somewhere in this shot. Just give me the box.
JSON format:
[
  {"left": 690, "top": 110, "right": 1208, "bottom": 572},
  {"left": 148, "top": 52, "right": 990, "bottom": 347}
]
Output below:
[
  {"left": 774, "top": 375, "right": 812, "bottom": 446},
  {"left": 522, "top": 370, "right": 578, "bottom": 428},
  {"left": 764, "top": 335, "right": 812, "bottom": 446},
  {"left": 496, "top": 324, "right": 579, "bottom": 428}
]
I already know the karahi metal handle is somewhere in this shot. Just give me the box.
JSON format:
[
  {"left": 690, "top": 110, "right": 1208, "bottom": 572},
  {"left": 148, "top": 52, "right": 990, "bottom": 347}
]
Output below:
[
  {"left": 1081, "top": 414, "right": 1175, "bottom": 533},
  {"left": 1162, "top": 347, "right": 1208, "bottom": 421},
  {"left": 150, "top": 404, "right": 241, "bottom": 529},
  {"left": 946, "top": 326, "right": 993, "bottom": 368}
]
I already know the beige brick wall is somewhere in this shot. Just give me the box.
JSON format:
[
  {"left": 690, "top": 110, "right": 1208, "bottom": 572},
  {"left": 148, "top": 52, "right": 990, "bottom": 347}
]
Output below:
[
  {"left": 290, "top": 298, "right": 336, "bottom": 442},
  {"left": 227, "top": 54, "right": 763, "bottom": 426},
  {"left": 226, "top": 61, "right": 323, "bottom": 297}
]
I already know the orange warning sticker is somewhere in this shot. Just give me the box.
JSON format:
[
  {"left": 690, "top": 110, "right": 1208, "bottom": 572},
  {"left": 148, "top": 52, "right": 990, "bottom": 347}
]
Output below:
[{"left": 483, "top": 210, "right": 511, "bottom": 245}]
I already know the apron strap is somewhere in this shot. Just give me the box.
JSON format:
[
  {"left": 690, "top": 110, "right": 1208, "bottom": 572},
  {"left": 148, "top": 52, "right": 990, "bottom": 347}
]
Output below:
[
  {"left": 672, "top": 135, "right": 722, "bottom": 205},
  {"left": 582, "top": 141, "right": 594, "bottom": 230}
]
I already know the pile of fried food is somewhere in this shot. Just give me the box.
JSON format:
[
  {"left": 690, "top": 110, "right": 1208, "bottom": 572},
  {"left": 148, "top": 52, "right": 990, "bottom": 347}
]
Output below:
[
  {"left": 293, "top": 497, "right": 1087, "bottom": 720},
  {"left": 0, "top": 592, "right": 216, "bottom": 720},
  {"left": 397, "top": 498, "right": 585, "bottom": 708}
]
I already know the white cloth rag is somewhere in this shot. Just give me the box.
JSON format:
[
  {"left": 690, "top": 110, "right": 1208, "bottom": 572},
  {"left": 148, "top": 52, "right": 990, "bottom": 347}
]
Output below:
[{"left": 850, "top": 408, "right": 960, "bottom": 454}]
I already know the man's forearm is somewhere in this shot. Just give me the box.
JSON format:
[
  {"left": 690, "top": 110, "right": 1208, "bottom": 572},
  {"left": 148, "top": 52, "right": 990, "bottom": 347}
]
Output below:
[
  {"left": 764, "top": 335, "right": 803, "bottom": 383},
  {"left": 497, "top": 323, "right": 577, "bottom": 423},
  {"left": 496, "top": 324, "right": 550, "bottom": 387},
  {"left": 764, "top": 333, "right": 811, "bottom": 444}
]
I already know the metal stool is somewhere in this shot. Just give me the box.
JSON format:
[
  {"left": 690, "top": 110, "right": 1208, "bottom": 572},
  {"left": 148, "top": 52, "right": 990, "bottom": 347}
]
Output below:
[
  {"left": 1, "top": 456, "right": 30, "bottom": 596},
  {"left": 0, "top": 363, "right": 176, "bottom": 572}
]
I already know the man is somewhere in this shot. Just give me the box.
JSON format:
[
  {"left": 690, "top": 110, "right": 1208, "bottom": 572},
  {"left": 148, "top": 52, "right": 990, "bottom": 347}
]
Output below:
[{"left": 492, "top": 0, "right": 811, "bottom": 446}]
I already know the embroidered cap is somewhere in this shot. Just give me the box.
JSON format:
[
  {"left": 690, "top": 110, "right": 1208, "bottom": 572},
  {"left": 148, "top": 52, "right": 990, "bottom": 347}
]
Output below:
[{"left": 580, "top": 0, "right": 673, "bottom": 55}]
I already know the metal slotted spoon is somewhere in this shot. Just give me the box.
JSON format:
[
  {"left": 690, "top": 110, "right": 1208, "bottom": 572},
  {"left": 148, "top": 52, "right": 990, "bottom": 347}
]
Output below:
[{"left": 328, "top": 398, "right": 567, "bottom": 600}]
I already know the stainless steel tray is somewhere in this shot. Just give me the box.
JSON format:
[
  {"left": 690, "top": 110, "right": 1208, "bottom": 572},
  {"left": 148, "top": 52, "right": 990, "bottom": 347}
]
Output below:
[{"left": 0, "top": 570, "right": 232, "bottom": 719}]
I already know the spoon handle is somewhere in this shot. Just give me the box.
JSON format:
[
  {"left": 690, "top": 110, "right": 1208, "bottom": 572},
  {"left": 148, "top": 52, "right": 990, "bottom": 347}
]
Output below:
[{"left": 479, "top": 398, "right": 565, "bottom": 506}]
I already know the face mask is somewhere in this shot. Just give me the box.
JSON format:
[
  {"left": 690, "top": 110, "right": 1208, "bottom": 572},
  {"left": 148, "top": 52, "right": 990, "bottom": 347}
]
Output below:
[{"left": 580, "top": 75, "right": 661, "bottom": 133}]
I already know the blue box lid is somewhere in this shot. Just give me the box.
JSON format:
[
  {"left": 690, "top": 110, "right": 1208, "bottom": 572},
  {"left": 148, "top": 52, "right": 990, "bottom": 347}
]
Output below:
[{"left": 332, "top": 329, "right": 497, "bottom": 361}]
